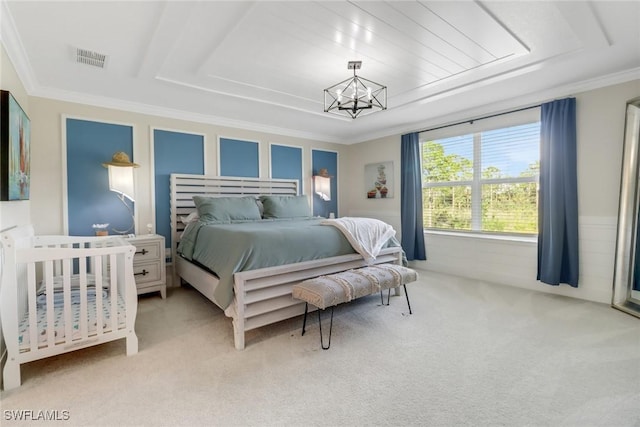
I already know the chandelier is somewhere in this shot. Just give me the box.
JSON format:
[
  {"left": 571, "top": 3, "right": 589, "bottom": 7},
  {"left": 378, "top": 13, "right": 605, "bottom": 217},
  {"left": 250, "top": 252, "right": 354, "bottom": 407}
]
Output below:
[{"left": 324, "top": 61, "right": 387, "bottom": 119}]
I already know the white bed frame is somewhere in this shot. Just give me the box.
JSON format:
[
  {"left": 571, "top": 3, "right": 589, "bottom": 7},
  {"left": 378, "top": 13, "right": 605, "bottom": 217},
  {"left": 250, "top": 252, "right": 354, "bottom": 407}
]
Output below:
[
  {"left": 170, "top": 174, "right": 403, "bottom": 349},
  {"left": 1, "top": 225, "right": 138, "bottom": 389}
]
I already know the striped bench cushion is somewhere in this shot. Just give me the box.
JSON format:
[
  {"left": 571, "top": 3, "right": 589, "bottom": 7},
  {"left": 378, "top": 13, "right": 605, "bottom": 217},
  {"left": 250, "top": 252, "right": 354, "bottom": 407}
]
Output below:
[{"left": 292, "top": 264, "right": 417, "bottom": 310}]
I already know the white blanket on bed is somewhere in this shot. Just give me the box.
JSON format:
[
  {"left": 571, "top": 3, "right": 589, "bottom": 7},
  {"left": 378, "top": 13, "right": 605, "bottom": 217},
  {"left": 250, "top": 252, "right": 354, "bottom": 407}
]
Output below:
[{"left": 321, "top": 217, "right": 396, "bottom": 264}]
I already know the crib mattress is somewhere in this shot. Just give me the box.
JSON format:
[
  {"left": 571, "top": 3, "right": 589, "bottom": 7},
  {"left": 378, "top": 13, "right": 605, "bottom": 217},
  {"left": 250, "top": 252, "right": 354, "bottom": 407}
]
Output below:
[{"left": 18, "top": 295, "right": 127, "bottom": 352}]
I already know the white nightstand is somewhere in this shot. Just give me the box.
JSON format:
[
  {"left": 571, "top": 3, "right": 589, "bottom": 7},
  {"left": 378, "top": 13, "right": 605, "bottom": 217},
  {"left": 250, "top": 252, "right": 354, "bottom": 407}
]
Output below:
[{"left": 125, "top": 234, "right": 166, "bottom": 299}]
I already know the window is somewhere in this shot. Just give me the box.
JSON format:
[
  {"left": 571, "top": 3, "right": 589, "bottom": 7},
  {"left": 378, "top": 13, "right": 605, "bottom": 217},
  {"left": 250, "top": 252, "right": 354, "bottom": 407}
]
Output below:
[{"left": 421, "top": 121, "right": 540, "bottom": 235}]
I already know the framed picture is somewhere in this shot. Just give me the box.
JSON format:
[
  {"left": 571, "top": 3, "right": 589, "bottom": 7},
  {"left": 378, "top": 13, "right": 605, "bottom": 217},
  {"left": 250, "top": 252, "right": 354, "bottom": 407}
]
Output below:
[
  {"left": 1, "top": 90, "right": 31, "bottom": 201},
  {"left": 365, "top": 161, "right": 393, "bottom": 199}
]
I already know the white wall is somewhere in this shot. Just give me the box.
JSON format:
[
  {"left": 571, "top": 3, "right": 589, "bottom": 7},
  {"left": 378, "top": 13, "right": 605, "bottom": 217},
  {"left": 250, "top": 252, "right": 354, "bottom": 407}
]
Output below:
[
  {"left": 346, "top": 79, "right": 640, "bottom": 304},
  {"left": 342, "top": 134, "right": 402, "bottom": 233}
]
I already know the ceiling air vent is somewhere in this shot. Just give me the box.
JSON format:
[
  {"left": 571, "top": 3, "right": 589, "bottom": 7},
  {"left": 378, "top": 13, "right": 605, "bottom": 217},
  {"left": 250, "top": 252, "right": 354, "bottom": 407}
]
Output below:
[{"left": 76, "top": 48, "right": 107, "bottom": 68}]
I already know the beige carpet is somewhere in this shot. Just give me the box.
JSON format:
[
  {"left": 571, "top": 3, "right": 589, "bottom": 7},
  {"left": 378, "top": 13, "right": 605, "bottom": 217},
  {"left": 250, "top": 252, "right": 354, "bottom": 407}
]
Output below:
[{"left": 2, "top": 269, "right": 639, "bottom": 426}]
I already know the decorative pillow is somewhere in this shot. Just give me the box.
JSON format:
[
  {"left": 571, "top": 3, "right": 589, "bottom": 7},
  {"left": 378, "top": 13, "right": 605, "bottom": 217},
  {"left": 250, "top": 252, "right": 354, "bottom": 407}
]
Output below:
[
  {"left": 193, "top": 196, "right": 262, "bottom": 222},
  {"left": 259, "top": 195, "right": 311, "bottom": 219}
]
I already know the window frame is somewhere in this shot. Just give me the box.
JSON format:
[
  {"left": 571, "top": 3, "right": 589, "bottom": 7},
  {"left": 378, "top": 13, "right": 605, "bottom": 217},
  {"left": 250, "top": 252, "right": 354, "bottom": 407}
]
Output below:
[{"left": 420, "top": 112, "right": 541, "bottom": 237}]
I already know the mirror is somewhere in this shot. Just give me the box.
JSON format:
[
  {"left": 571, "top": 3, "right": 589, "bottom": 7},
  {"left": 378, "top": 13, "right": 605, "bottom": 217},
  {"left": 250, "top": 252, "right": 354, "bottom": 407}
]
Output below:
[{"left": 613, "top": 97, "right": 640, "bottom": 318}]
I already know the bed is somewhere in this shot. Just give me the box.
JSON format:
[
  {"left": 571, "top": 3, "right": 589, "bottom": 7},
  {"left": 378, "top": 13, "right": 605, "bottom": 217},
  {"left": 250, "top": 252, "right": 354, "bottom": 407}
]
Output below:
[
  {"left": 170, "top": 174, "right": 404, "bottom": 349},
  {"left": 0, "top": 225, "right": 138, "bottom": 389}
]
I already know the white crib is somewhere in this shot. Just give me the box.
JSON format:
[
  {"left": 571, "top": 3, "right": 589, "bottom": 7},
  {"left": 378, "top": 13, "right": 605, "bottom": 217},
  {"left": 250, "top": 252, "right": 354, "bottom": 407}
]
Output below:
[{"left": 1, "top": 225, "right": 138, "bottom": 390}]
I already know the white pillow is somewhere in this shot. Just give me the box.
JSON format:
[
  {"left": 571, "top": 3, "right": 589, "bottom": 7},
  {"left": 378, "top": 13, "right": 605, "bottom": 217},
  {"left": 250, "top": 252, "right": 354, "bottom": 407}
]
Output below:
[{"left": 180, "top": 211, "right": 199, "bottom": 224}]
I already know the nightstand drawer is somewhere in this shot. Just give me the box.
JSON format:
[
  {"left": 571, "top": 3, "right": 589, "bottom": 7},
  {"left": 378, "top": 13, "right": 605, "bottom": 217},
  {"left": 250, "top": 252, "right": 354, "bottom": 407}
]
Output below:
[
  {"left": 125, "top": 234, "right": 166, "bottom": 299},
  {"left": 133, "top": 261, "right": 162, "bottom": 284},
  {"left": 133, "top": 240, "right": 162, "bottom": 263}
]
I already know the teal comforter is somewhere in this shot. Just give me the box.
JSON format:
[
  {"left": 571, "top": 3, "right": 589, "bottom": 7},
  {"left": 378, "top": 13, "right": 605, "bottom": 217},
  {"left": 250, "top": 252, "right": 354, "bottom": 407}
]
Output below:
[{"left": 179, "top": 218, "right": 400, "bottom": 309}]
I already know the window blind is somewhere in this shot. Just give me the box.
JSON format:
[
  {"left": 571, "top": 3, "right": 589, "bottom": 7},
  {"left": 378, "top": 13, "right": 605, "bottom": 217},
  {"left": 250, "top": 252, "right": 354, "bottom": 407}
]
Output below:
[{"left": 422, "top": 121, "right": 540, "bottom": 235}]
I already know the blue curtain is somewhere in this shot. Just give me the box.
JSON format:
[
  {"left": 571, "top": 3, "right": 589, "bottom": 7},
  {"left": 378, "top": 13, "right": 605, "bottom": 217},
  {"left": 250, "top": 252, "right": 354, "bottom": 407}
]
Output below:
[
  {"left": 537, "top": 98, "right": 579, "bottom": 287},
  {"left": 401, "top": 132, "right": 427, "bottom": 261}
]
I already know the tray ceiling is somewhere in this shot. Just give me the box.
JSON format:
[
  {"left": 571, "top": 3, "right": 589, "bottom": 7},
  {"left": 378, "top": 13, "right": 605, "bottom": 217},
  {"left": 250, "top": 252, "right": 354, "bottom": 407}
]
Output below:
[{"left": 2, "top": 1, "right": 639, "bottom": 143}]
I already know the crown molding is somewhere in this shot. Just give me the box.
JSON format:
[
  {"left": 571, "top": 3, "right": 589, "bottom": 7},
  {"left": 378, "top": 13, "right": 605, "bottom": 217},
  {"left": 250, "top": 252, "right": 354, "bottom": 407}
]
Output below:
[
  {"left": 0, "top": 0, "right": 38, "bottom": 92},
  {"left": 31, "top": 86, "right": 344, "bottom": 144},
  {"left": 556, "top": 66, "right": 640, "bottom": 98}
]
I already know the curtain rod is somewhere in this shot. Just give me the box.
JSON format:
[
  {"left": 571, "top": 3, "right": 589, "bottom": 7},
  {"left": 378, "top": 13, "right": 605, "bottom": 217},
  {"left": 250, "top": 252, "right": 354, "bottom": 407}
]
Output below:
[{"left": 416, "top": 103, "right": 542, "bottom": 134}]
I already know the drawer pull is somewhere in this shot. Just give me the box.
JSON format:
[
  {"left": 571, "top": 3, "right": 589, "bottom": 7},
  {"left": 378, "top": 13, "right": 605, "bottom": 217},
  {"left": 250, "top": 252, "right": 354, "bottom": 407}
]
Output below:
[
  {"left": 135, "top": 248, "right": 149, "bottom": 255},
  {"left": 135, "top": 269, "right": 148, "bottom": 276}
]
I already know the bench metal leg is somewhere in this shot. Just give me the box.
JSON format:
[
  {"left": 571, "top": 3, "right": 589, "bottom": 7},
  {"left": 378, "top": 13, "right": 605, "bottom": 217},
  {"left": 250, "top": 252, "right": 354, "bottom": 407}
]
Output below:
[
  {"left": 302, "top": 302, "right": 309, "bottom": 336},
  {"left": 318, "top": 307, "right": 334, "bottom": 350},
  {"left": 301, "top": 303, "right": 335, "bottom": 349},
  {"left": 382, "top": 284, "right": 413, "bottom": 315},
  {"left": 404, "top": 284, "right": 412, "bottom": 314},
  {"left": 380, "top": 288, "right": 392, "bottom": 306}
]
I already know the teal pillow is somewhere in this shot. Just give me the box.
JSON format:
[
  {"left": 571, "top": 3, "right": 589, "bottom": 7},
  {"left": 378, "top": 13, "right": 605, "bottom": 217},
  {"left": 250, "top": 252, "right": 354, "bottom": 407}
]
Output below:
[
  {"left": 193, "top": 196, "right": 261, "bottom": 222},
  {"left": 259, "top": 195, "right": 311, "bottom": 219}
]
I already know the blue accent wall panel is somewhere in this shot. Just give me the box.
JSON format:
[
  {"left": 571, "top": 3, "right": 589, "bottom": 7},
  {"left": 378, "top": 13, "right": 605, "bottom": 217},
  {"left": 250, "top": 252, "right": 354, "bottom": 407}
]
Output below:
[
  {"left": 220, "top": 138, "right": 259, "bottom": 177},
  {"left": 311, "top": 149, "right": 338, "bottom": 218},
  {"left": 66, "top": 119, "right": 133, "bottom": 236},
  {"left": 271, "top": 144, "right": 302, "bottom": 194},
  {"left": 154, "top": 129, "right": 204, "bottom": 250}
]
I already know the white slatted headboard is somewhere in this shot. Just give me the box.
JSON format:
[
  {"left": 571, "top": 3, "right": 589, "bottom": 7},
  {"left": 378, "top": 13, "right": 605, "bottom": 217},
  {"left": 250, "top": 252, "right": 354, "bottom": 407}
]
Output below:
[{"left": 169, "top": 173, "right": 299, "bottom": 267}]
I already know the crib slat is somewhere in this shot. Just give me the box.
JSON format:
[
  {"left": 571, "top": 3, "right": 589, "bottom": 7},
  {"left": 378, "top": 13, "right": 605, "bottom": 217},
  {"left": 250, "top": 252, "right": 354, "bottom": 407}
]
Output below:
[
  {"left": 89, "top": 243, "right": 98, "bottom": 283},
  {"left": 53, "top": 244, "right": 62, "bottom": 276},
  {"left": 102, "top": 242, "right": 110, "bottom": 280},
  {"left": 62, "top": 258, "right": 73, "bottom": 345},
  {"left": 44, "top": 261, "right": 55, "bottom": 348},
  {"left": 109, "top": 253, "right": 118, "bottom": 332},
  {"left": 95, "top": 258, "right": 104, "bottom": 337},
  {"left": 79, "top": 257, "right": 88, "bottom": 340},
  {"left": 27, "top": 263, "right": 38, "bottom": 353}
]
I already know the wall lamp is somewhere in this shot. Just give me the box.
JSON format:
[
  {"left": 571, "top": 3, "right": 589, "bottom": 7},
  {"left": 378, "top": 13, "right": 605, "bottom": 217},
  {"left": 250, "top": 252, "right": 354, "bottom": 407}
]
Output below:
[
  {"left": 314, "top": 168, "right": 331, "bottom": 202},
  {"left": 102, "top": 151, "right": 138, "bottom": 234}
]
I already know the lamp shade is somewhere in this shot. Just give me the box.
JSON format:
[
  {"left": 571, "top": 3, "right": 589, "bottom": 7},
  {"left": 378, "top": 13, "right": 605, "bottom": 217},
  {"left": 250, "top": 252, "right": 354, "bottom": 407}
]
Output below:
[
  {"left": 314, "top": 175, "right": 331, "bottom": 202},
  {"left": 107, "top": 165, "right": 135, "bottom": 202}
]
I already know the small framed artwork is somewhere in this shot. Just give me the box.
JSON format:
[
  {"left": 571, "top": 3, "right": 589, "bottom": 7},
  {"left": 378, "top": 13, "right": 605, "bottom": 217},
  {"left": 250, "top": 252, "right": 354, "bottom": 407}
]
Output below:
[
  {"left": 1, "top": 90, "right": 31, "bottom": 201},
  {"left": 365, "top": 161, "right": 393, "bottom": 199}
]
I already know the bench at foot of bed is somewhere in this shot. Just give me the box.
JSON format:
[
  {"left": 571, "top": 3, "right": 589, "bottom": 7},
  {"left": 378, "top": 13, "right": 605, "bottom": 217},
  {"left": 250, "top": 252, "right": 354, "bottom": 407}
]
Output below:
[{"left": 292, "top": 264, "right": 417, "bottom": 349}]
